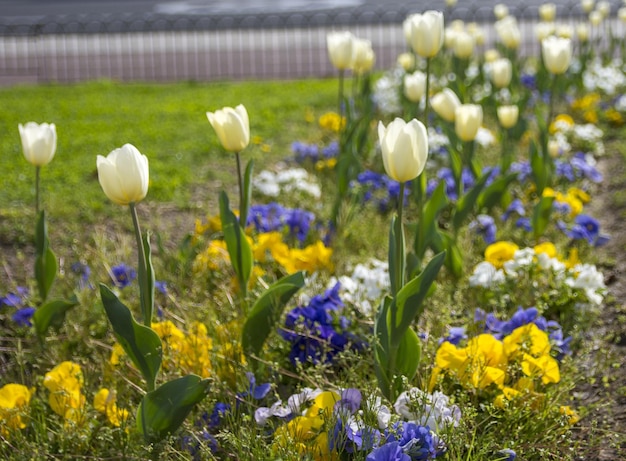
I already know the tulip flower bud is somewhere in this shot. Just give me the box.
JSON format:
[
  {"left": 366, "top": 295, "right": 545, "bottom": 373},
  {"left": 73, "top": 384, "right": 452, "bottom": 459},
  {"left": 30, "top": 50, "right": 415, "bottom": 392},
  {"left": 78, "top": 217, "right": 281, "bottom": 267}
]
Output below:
[
  {"left": 535, "top": 22, "right": 556, "bottom": 41},
  {"left": 494, "top": 4, "right": 509, "bottom": 19},
  {"left": 397, "top": 52, "right": 415, "bottom": 71},
  {"left": 556, "top": 24, "right": 573, "bottom": 39},
  {"left": 455, "top": 104, "right": 483, "bottom": 142},
  {"left": 495, "top": 16, "right": 521, "bottom": 49},
  {"left": 408, "top": 11, "right": 444, "bottom": 58},
  {"left": 497, "top": 105, "right": 519, "bottom": 129},
  {"left": 18, "top": 122, "right": 57, "bottom": 167},
  {"left": 445, "top": 0, "right": 457, "bottom": 7},
  {"left": 490, "top": 58, "right": 513, "bottom": 88},
  {"left": 581, "top": 0, "right": 595, "bottom": 13},
  {"left": 326, "top": 31, "right": 354, "bottom": 70},
  {"left": 596, "top": 1, "right": 610, "bottom": 17},
  {"left": 484, "top": 49, "right": 501, "bottom": 63},
  {"left": 207, "top": 104, "right": 250, "bottom": 152},
  {"left": 431, "top": 88, "right": 461, "bottom": 122},
  {"left": 542, "top": 36, "right": 572, "bottom": 74},
  {"left": 378, "top": 118, "right": 429, "bottom": 183},
  {"left": 576, "top": 23, "right": 590, "bottom": 41},
  {"left": 352, "top": 38, "right": 375, "bottom": 74},
  {"left": 97, "top": 144, "right": 149, "bottom": 206},
  {"left": 404, "top": 71, "right": 427, "bottom": 103},
  {"left": 589, "top": 10, "right": 603, "bottom": 25},
  {"left": 453, "top": 31, "right": 475, "bottom": 59},
  {"left": 467, "top": 22, "right": 485, "bottom": 46},
  {"left": 444, "top": 26, "right": 459, "bottom": 50},
  {"left": 539, "top": 3, "right": 557, "bottom": 21}
]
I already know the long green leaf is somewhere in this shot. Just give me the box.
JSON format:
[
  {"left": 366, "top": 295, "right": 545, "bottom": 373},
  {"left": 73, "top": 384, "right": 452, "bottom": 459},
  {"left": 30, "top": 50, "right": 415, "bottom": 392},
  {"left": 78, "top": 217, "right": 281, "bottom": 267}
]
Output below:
[
  {"left": 141, "top": 232, "right": 155, "bottom": 324},
  {"left": 453, "top": 172, "right": 491, "bottom": 232},
  {"left": 137, "top": 375, "right": 210, "bottom": 443},
  {"left": 34, "top": 211, "right": 57, "bottom": 302},
  {"left": 477, "top": 173, "right": 518, "bottom": 212},
  {"left": 395, "top": 327, "right": 421, "bottom": 385},
  {"left": 374, "top": 296, "right": 393, "bottom": 400},
  {"left": 242, "top": 271, "right": 305, "bottom": 357},
  {"left": 219, "top": 191, "right": 253, "bottom": 290},
  {"left": 99, "top": 284, "right": 162, "bottom": 391},
  {"left": 414, "top": 181, "right": 448, "bottom": 260},
  {"left": 240, "top": 159, "right": 254, "bottom": 232},
  {"left": 33, "top": 296, "right": 79, "bottom": 340},
  {"left": 391, "top": 251, "right": 445, "bottom": 347},
  {"left": 532, "top": 195, "right": 555, "bottom": 241}
]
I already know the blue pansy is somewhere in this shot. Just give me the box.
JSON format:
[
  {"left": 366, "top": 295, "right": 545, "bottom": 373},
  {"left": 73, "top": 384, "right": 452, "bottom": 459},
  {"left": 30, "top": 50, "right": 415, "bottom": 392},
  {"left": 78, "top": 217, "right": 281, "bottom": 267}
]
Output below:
[
  {"left": 12, "top": 307, "right": 36, "bottom": 327},
  {"left": 367, "top": 441, "right": 411, "bottom": 461},
  {"left": 110, "top": 264, "right": 137, "bottom": 288},
  {"left": 502, "top": 199, "right": 525, "bottom": 222},
  {"left": 469, "top": 215, "right": 497, "bottom": 244}
]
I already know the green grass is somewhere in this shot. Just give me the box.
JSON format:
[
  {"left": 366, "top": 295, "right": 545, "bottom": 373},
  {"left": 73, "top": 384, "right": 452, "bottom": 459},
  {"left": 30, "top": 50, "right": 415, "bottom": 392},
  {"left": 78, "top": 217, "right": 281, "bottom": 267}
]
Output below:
[{"left": 0, "top": 78, "right": 335, "bottom": 217}]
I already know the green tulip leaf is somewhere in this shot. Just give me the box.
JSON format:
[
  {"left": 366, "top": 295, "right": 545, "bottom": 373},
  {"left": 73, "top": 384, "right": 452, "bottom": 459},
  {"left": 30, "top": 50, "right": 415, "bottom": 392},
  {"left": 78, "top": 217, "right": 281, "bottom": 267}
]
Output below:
[
  {"left": 34, "top": 211, "right": 57, "bottom": 302},
  {"left": 453, "top": 172, "right": 491, "bottom": 232},
  {"left": 242, "top": 271, "right": 305, "bottom": 358},
  {"left": 219, "top": 191, "right": 253, "bottom": 290},
  {"left": 477, "top": 173, "right": 518, "bottom": 212},
  {"left": 391, "top": 251, "right": 445, "bottom": 347},
  {"left": 137, "top": 375, "right": 210, "bottom": 443},
  {"left": 33, "top": 296, "right": 79, "bottom": 340},
  {"left": 139, "top": 232, "right": 156, "bottom": 325},
  {"left": 440, "top": 232, "right": 464, "bottom": 278},
  {"left": 532, "top": 195, "right": 555, "bottom": 241},
  {"left": 414, "top": 181, "right": 448, "bottom": 260},
  {"left": 374, "top": 296, "right": 393, "bottom": 400},
  {"left": 395, "top": 327, "right": 421, "bottom": 384},
  {"left": 99, "top": 284, "right": 162, "bottom": 391},
  {"left": 239, "top": 159, "right": 254, "bottom": 233},
  {"left": 388, "top": 215, "right": 406, "bottom": 297}
]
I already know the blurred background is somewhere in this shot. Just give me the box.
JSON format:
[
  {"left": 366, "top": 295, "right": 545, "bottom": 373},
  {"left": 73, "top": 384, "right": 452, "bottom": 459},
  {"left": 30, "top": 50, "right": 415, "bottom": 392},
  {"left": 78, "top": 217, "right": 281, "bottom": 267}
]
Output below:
[{"left": 0, "top": 0, "right": 621, "bottom": 84}]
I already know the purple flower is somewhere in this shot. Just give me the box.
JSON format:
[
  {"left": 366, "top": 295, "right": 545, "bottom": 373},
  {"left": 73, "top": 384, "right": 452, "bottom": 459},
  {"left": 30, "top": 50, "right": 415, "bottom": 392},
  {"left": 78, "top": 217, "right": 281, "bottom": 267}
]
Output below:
[
  {"left": 559, "top": 214, "right": 610, "bottom": 247},
  {"left": 155, "top": 280, "right": 168, "bottom": 295},
  {"left": 71, "top": 262, "right": 92, "bottom": 290},
  {"left": 0, "top": 292, "right": 23, "bottom": 308},
  {"left": 245, "top": 372, "right": 272, "bottom": 400},
  {"left": 12, "top": 307, "right": 36, "bottom": 327},
  {"left": 510, "top": 161, "right": 532, "bottom": 182},
  {"left": 367, "top": 442, "right": 411, "bottom": 461},
  {"left": 515, "top": 217, "right": 531, "bottom": 231},
  {"left": 247, "top": 203, "right": 315, "bottom": 243},
  {"left": 383, "top": 422, "right": 443, "bottom": 460},
  {"left": 110, "top": 264, "right": 136, "bottom": 288},
  {"left": 497, "top": 448, "right": 517, "bottom": 460},
  {"left": 440, "top": 326, "right": 467, "bottom": 345},
  {"left": 502, "top": 199, "right": 525, "bottom": 222},
  {"left": 469, "top": 215, "right": 497, "bottom": 244},
  {"left": 555, "top": 160, "right": 575, "bottom": 182},
  {"left": 280, "top": 283, "right": 362, "bottom": 365},
  {"left": 571, "top": 152, "right": 602, "bottom": 183}
]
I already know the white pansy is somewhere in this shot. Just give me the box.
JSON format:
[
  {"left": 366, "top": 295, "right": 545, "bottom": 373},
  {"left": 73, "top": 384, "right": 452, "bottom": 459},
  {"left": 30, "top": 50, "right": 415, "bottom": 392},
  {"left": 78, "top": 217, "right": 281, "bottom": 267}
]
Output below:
[
  {"left": 394, "top": 388, "right": 461, "bottom": 431},
  {"left": 469, "top": 261, "right": 505, "bottom": 287}
]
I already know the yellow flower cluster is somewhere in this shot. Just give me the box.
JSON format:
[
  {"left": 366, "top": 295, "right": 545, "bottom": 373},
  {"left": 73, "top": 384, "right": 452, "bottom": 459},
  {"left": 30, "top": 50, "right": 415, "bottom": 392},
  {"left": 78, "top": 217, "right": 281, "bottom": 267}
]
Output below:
[
  {"left": 542, "top": 187, "right": 590, "bottom": 218},
  {"left": 43, "top": 361, "right": 86, "bottom": 423},
  {"left": 431, "top": 324, "right": 561, "bottom": 407},
  {"left": 0, "top": 383, "right": 32, "bottom": 436},
  {"left": 93, "top": 388, "right": 129, "bottom": 427},
  {"left": 571, "top": 93, "right": 600, "bottom": 124},
  {"left": 272, "top": 391, "right": 339, "bottom": 461},
  {"left": 111, "top": 321, "right": 214, "bottom": 378},
  {"left": 194, "top": 231, "right": 334, "bottom": 276},
  {"left": 318, "top": 112, "right": 346, "bottom": 133},
  {"left": 484, "top": 241, "right": 579, "bottom": 270}
]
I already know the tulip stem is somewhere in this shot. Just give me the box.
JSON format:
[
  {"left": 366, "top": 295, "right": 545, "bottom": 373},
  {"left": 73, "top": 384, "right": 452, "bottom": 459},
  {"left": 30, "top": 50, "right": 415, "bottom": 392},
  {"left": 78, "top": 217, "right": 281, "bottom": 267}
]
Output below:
[
  {"left": 424, "top": 57, "right": 431, "bottom": 124},
  {"left": 501, "top": 128, "right": 510, "bottom": 174},
  {"left": 395, "top": 181, "right": 406, "bottom": 295},
  {"left": 130, "top": 202, "right": 151, "bottom": 326},
  {"left": 338, "top": 69, "right": 345, "bottom": 119},
  {"left": 548, "top": 74, "right": 558, "bottom": 126},
  {"left": 235, "top": 151, "right": 244, "bottom": 229},
  {"left": 35, "top": 166, "right": 40, "bottom": 215}
]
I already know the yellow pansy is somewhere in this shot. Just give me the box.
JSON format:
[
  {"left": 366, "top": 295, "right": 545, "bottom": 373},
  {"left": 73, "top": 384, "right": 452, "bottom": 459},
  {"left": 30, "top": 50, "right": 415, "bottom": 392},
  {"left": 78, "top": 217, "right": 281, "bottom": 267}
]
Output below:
[
  {"left": 43, "top": 361, "right": 86, "bottom": 422},
  {"left": 533, "top": 241, "right": 557, "bottom": 258},
  {"left": 485, "top": 241, "right": 519, "bottom": 269},
  {"left": 319, "top": 112, "right": 346, "bottom": 132},
  {"left": 94, "top": 388, "right": 129, "bottom": 427},
  {"left": 503, "top": 323, "right": 551, "bottom": 358},
  {"left": 0, "top": 384, "right": 32, "bottom": 435},
  {"left": 521, "top": 353, "right": 560, "bottom": 384},
  {"left": 560, "top": 405, "right": 580, "bottom": 424}
]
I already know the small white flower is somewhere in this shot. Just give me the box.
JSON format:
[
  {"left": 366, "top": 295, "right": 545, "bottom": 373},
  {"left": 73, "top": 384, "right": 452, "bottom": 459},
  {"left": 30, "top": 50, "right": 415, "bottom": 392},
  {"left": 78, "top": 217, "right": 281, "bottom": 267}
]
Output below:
[{"left": 469, "top": 261, "right": 505, "bottom": 287}]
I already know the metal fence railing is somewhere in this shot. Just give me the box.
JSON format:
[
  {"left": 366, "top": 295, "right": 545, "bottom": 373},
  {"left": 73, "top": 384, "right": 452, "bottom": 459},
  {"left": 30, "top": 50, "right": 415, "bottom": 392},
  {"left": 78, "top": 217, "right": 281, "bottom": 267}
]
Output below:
[{"left": 0, "top": 1, "right": 623, "bottom": 85}]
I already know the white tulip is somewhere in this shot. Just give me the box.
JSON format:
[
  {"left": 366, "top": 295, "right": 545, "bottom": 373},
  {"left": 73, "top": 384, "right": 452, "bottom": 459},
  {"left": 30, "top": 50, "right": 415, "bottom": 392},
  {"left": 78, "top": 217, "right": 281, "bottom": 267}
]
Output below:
[
  {"left": 97, "top": 144, "right": 149, "bottom": 206},
  {"left": 539, "top": 3, "right": 557, "bottom": 22},
  {"left": 455, "top": 104, "right": 483, "bottom": 142},
  {"left": 408, "top": 11, "right": 445, "bottom": 58},
  {"left": 495, "top": 16, "right": 521, "bottom": 49},
  {"left": 378, "top": 118, "right": 429, "bottom": 183},
  {"left": 207, "top": 104, "right": 250, "bottom": 152},
  {"left": 18, "top": 122, "right": 57, "bottom": 167},
  {"left": 404, "top": 71, "right": 427, "bottom": 103},
  {"left": 352, "top": 38, "right": 375, "bottom": 74},
  {"left": 326, "top": 31, "right": 354, "bottom": 70},
  {"left": 542, "top": 36, "right": 572, "bottom": 74},
  {"left": 431, "top": 88, "right": 461, "bottom": 122},
  {"left": 497, "top": 105, "right": 519, "bottom": 129},
  {"left": 490, "top": 58, "right": 513, "bottom": 88}
]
